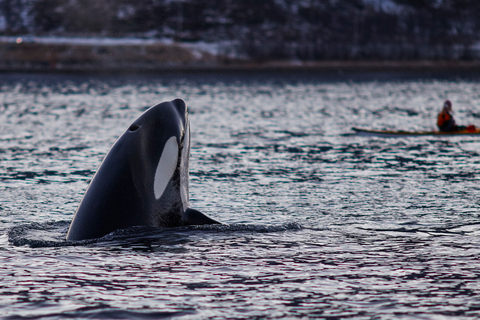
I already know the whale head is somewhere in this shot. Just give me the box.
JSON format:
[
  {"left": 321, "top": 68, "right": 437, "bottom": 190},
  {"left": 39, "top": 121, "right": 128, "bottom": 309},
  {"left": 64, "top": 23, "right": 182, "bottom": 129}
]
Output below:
[
  {"left": 66, "top": 98, "right": 218, "bottom": 240},
  {"left": 126, "top": 98, "right": 191, "bottom": 227}
]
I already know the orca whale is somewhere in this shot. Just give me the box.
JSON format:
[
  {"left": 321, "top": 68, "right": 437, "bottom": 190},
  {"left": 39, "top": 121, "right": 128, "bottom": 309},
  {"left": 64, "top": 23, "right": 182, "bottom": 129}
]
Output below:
[{"left": 66, "top": 99, "right": 219, "bottom": 240}]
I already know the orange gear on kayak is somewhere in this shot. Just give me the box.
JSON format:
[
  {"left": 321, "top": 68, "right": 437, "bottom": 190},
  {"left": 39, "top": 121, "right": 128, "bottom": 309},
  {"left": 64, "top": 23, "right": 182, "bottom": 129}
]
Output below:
[{"left": 437, "top": 112, "right": 453, "bottom": 130}]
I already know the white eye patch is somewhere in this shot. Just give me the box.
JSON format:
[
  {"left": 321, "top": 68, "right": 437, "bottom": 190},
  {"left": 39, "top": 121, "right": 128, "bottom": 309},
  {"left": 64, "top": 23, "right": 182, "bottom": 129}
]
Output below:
[{"left": 154, "top": 136, "right": 178, "bottom": 200}]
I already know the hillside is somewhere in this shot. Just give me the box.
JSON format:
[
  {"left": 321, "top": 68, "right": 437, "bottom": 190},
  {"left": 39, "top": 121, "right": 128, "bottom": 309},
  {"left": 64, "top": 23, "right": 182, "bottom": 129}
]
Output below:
[{"left": 0, "top": 0, "right": 479, "bottom": 72}]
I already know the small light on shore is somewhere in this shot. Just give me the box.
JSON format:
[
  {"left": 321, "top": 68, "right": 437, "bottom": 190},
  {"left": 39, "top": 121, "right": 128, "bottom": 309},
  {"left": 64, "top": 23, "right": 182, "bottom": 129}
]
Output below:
[{"left": 16, "top": 37, "right": 22, "bottom": 44}]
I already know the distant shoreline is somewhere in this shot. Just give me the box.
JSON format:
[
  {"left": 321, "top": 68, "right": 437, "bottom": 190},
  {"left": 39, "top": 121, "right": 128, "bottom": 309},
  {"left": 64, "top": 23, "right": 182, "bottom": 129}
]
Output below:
[
  {"left": 1, "top": 61, "right": 479, "bottom": 75},
  {"left": 3, "top": 59, "right": 480, "bottom": 75},
  {"left": 1, "top": 39, "right": 480, "bottom": 74},
  {"left": 201, "top": 61, "right": 480, "bottom": 73}
]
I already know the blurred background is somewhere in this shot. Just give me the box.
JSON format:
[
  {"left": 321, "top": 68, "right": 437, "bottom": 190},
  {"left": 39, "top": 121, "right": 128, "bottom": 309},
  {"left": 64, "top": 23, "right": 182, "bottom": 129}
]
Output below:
[{"left": 0, "top": 0, "right": 479, "bottom": 71}]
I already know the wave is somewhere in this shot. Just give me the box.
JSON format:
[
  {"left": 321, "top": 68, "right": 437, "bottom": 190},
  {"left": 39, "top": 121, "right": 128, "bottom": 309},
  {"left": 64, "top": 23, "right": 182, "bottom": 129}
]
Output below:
[
  {"left": 8, "top": 221, "right": 304, "bottom": 248},
  {"left": 357, "top": 221, "right": 480, "bottom": 236},
  {"left": 3, "top": 305, "right": 191, "bottom": 320}
]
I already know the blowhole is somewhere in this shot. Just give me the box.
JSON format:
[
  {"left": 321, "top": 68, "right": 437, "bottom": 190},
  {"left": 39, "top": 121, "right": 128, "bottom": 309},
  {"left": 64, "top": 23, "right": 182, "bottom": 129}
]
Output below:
[{"left": 129, "top": 124, "right": 140, "bottom": 132}]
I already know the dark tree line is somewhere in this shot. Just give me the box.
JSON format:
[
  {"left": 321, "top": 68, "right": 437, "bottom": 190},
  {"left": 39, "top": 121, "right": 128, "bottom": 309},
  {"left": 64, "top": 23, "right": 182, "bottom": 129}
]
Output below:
[{"left": 1, "top": 0, "right": 480, "bottom": 61}]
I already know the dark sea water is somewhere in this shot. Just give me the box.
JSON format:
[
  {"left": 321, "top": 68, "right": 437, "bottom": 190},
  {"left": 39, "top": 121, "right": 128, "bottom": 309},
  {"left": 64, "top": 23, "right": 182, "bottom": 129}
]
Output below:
[{"left": 1, "top": 72, "right": 480, "bottom": 319}]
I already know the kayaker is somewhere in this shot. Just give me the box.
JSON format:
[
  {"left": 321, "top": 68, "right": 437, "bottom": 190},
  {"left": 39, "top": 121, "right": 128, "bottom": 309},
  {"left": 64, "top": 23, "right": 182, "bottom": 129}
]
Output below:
[
  {"left": 437, "top": 100, "right": 478, "bottom": 132},
  {"left": 437, "top": 100, "right": 457, "bottom": 132}
]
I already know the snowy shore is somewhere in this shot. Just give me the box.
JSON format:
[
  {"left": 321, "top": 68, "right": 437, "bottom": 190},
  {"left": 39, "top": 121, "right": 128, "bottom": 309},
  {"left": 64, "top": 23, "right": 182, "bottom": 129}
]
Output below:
[{"left": 1, "top": 36, "right": 480, "bottom": 73}]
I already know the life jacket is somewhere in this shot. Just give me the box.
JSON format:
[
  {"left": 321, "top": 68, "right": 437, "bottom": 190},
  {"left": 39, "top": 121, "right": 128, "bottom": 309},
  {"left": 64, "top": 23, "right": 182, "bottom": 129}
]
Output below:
[{"left": 437, "top": 110, "right": 455, "bottom": 131}]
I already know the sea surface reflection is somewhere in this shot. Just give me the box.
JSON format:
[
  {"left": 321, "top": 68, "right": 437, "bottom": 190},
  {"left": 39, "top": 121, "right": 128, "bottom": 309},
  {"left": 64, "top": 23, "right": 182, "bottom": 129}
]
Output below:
[{"left": 1, "top": 72, "right": 480, "bottom": 319}]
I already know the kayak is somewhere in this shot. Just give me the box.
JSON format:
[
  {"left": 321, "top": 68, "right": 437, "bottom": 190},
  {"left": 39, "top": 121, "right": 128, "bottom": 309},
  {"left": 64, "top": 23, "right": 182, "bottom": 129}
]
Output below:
[{"left": 352, "top": 127, "right": 480, "bottom": 137}]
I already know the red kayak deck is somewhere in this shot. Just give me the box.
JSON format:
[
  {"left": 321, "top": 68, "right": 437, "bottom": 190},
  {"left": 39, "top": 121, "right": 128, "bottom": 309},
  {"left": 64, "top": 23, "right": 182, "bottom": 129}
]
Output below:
[{"left": 353, "top": 127, "right": 480, "bottom": 137}]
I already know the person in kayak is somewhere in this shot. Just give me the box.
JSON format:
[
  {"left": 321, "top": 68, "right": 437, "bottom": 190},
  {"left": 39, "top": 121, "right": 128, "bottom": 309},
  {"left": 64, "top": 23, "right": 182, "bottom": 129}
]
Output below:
[
  {"left": 437, "top": 100, "right": 477, "bottom": 132},
  {"left": 437, "top": 100, "right": 460, "bottom": 132}
]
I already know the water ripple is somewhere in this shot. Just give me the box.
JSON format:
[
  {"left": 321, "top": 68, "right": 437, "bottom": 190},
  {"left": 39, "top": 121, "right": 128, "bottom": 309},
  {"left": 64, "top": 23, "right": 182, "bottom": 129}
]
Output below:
[{"left": 1, "top": 73, "right": 480, "bottom": 318}]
